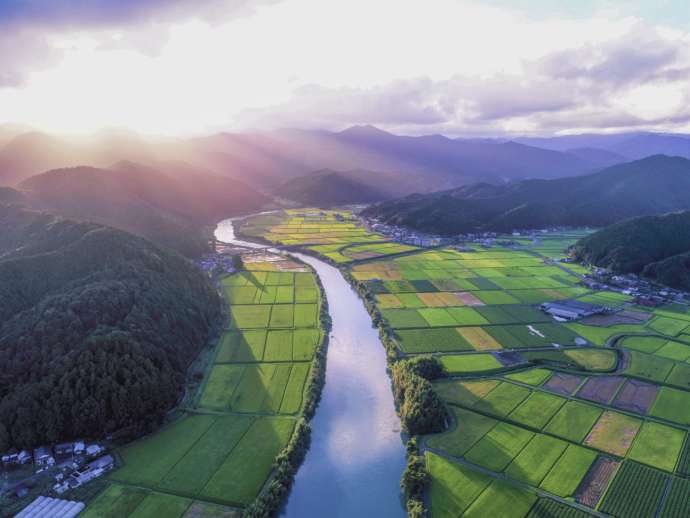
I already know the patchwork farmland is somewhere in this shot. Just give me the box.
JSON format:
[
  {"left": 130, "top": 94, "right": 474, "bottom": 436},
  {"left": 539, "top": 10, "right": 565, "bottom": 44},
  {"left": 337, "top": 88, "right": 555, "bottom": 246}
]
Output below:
[
  {"left": 238, "top": 209, "right": 419, "bottom": 263},
  {"left": 83, "top": 256, "right": 325, "bottom": 517},
  {"left": 238, "top": 209, "right": 690, "bottom": 517}
]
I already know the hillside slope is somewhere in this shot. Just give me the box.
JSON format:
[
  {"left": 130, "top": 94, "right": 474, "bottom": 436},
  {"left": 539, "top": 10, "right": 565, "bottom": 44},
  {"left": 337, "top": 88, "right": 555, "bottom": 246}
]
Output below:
[
  {"left": 364, "top": 155, "right": 690, "bottom": 234},
  {"left": 276, "top": 169, "right": 397, "bottom": 205},
  {"left": 572, "top": 211, "right": 690, "bottom": 291},
  {"left": 0, "top": 206, "right": 220, "bottom": 450},
  {"left": 18, "top": 162, "right": 267, "bottom": 256}
]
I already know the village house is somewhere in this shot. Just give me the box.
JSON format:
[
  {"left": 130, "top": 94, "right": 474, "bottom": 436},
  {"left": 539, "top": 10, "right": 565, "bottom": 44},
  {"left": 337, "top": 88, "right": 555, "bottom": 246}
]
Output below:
[
  {"left": 54, "top": 443, "right": 74, "bottom": 458},
  {"left": 33, "top": 446, "right": 55, "bottom": 467}
]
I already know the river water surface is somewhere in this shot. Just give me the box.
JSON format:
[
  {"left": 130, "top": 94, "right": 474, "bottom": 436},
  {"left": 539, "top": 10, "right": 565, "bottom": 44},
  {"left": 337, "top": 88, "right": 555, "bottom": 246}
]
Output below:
[{"left": 215, "top": 218, "right": 406, "bottom": 518}]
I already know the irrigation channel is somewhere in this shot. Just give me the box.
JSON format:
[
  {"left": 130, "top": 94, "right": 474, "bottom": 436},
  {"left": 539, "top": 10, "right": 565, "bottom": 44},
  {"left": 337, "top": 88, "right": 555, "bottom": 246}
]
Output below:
[{"left": 214, "top": 218, "right": 407, "bottom": 518}]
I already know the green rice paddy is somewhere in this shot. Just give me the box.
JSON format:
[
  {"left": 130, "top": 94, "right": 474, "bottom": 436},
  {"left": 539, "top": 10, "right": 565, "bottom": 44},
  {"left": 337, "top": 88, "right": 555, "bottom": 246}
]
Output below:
[
  {"left": 85, "top": 258, "right": 325, "bottom": 514},
  {"left": 362, "top": 235, "right": 690, "bottom": 517}
]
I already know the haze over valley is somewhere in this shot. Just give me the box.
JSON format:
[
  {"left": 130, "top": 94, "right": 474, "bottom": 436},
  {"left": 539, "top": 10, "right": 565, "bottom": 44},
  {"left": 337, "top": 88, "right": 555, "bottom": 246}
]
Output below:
[{"left": 2, "top": 1, "right": 690, "bottom": 518}]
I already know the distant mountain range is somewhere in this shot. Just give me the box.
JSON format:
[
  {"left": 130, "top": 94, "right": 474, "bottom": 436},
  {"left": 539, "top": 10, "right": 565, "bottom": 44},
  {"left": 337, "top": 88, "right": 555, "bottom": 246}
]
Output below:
[
  {"left": 515, "top": 132, "right": 690, "bottom": 160},
  {"left": 4, "top": 126, "right": 689, "bottom": 195},
  {"left": 194, "top": 125, "right": 618, "bottom": 192},
  {"left": 3, "top": 161, "right": 267, "bottom": 256},
  {"left": 364, "top": 155, "right": 690, "bottom": 234},
  {"left": 572, "top": 211, "right": 690, "bottom": 291}
]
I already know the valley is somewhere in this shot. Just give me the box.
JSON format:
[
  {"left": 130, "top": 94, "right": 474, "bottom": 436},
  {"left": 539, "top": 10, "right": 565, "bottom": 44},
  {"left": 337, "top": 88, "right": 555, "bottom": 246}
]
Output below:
[
  {"left": 4, "top": 2, "right": 690, "bottom": 516},
  {"left": 231, "top": 209, "right": 690, "bottom": 518},
  {"left": 5, "top": 202, "right": 690, "bottom": 518}
]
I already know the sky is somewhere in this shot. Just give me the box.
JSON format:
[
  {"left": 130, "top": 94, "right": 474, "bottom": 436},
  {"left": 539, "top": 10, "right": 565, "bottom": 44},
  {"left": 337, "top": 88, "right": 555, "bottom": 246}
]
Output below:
[{"left": 0, "top": 0, "right": 688, "bottom": 136}]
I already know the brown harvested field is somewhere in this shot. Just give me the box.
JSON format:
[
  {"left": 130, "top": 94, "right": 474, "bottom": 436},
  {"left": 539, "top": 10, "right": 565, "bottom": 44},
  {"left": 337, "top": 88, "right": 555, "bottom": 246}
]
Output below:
[
  {"left": 544, "top": 372, "right": 585, "bottom": 396},
  {"left": 437, "top": 292, "right": 463, "bottom": 306},
  {"left": 584, "top": 411, "right": 641, "bottom": 456},
  {"left": 542, "top": 289, "right": 566, "bottom": 299},
  {"left": 453, "top": 292, "right": 484, "bottom": 306},
  {"left": 418, "top": 292, "right": 448, "bottom": 307},
  {"left": 348, "top": 251, "right": 379, "bottom": 260},
  {"left": 274, "top": 260, "right": 309, "bottom": 272},
  {"left": 577, "top": 376, "right": 625, "bottom": 404},
  {"left": 575, "top": 456, "right": 620, "bottom": 508},
  {"left": 580, "top": 310, "right": 652, "bottom": 327},
  {"left": 458, "top": 327, "right": 502, "bottom": 351},
  {"left": 611, "top": 379, "right": 659, "bottom": 414}
]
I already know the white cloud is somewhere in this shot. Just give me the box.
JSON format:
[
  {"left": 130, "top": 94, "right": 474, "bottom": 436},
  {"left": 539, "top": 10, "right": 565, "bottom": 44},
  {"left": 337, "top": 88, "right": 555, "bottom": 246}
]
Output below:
[{"left": 0, "top": 0, "right": 688, "bottom": 135}]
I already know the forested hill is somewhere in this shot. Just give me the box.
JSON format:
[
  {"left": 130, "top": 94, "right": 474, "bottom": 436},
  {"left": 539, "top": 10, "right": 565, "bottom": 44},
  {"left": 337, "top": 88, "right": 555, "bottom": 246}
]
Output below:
[
  {"left": 0, "top": 206, "right": 220, "bottom": 450},
  {"left": 276, "top": 169, "right": 388, "bottom": 205},
  {"left": 17, "top": 161, "right": 268, "bottom": 257},
  {"left": 572, "top": 211, "right": 690, "bottom": 290},
  {"left": 363, "top": 155, "right": 690, "bottom": 234}
]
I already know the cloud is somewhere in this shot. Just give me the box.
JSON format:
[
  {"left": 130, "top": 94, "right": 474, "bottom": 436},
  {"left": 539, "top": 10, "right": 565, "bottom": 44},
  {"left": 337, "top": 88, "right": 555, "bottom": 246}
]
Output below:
[
  {"left": 0, "top": 0, "right": 275, "bottom": 86},
  {"left": 0, "top": 0, "right": 270, "bottom": 28},
  {"left": 238, "top": 79, "right": 451, "bottom": 129},
  {"left": 238, "top": 23, "right": 690, "bottom": 135},
  {"left": 0, "top": 0, "right": 689, "bottom": 135}
]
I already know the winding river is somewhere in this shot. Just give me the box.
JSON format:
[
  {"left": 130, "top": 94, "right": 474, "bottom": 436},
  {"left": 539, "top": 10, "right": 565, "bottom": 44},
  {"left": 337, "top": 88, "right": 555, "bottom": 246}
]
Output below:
[{"left": 214, "top": 218, "right": 406, "bottom": 518}]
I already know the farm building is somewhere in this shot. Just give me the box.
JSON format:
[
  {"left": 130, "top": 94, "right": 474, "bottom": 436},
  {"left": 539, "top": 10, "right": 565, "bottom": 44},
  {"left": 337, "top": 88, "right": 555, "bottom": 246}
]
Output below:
[
  {"left": 33, "top": 446, "right": 55, "bottom": 466},
  {"left": 540, "top": 300, "right": 607, "bottom": 321},
  {"left": 15, "top": 496, "right": 85, "bottom": 518},
  {"left": 54, "top": 443, "right": 74, "bottom": 458},
  {"left": 85, "top": 444, "right": 105, "bottom": 457}
]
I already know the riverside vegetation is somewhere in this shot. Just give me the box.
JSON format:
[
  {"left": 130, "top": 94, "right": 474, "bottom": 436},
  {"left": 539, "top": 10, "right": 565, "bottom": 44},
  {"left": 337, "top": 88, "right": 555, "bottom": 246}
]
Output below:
[
  {"left": 78, "top": 252, "right": 330, "bottom": 517},
  {"left": 242, "top": 209, "right": 690, "bottom": 518}
]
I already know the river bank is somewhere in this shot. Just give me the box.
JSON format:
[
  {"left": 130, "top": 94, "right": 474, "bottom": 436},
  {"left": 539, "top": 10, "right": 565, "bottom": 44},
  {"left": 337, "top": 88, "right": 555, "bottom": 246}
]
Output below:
[{"left": 215, "top": 218, "right": 407, "bottom": 518}]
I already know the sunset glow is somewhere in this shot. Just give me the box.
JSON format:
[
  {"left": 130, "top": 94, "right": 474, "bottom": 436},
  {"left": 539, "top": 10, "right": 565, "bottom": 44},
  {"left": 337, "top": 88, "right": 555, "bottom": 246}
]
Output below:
[{"left": 0, "top": 0, "right": 689, "bottom": 136}]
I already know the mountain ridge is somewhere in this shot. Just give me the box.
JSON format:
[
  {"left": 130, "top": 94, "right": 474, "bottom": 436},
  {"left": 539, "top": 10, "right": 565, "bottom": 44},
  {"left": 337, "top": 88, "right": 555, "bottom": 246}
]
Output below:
[{"left": 364, "top": 155, "right": 690, "bottom": 234}]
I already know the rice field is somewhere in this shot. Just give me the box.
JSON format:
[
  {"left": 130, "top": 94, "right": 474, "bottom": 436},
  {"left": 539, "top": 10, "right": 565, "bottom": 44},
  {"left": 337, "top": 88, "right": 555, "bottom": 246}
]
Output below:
[
  {"left": 109, "top": 414, "right": 295, "bottom": 506},
  {"left": 86, "top": 258, "right": 325, "bottom": 514},
  {"left": 81, "top": 484, "right": 239, "bottom": 518},
  {"left": 234, "top": 223, "right": 690, "bottom": 517},
  {"left": 349, "top": 241, "right": 690, "bottom": 517}
]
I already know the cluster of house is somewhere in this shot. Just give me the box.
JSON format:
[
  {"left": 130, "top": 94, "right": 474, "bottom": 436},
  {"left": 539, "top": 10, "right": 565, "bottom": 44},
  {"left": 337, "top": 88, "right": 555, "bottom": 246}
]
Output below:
[
  {"left": 365, "top": 220, "right": 455, "bottom": 248},
  {"left": 196, "top": 253, "right": 237, "bottom": 275},
  {"left": 540, "top": 300, "right": 609, "bottom": 321},
  {"left": 1, "top": 441, "right": 106, "bottom": 469},
  {"left": 52, "top": 454, "right": 115, "bottom": 494},
  {"left": 582, "top": 269, "right": 690, "bottom": 306},
  {"left": 3, "top": 441, "right": 111, "bottom": 501}
]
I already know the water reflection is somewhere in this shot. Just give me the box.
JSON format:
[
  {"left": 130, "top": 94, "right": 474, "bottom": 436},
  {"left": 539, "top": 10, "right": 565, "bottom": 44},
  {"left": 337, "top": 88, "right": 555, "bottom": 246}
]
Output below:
[{"left": 215, "top": 219, "right": 406, "bottom": 518}]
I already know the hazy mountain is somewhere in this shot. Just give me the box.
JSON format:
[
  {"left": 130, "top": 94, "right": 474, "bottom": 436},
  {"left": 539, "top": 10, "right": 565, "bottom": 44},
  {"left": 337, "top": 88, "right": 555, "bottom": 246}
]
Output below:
[
  {"left": 611, "top": 134, "right": 690, "bottom": 160},
  {"left": 0, "top": 132, "right": 78, "bottom": 185},
  {"left": 565, "top": 147, "right": 627, "bottom": 168},
  {"left": 516, "top": 132, "right": 690, "bottom": 160},
  {"left": 0, "top": 123, "right": 33, "bottom": 148},
  {"left": 17, "top": 161, "right": 267, "bottom": 256},
  {"left": 276, "top": 169, "right": 388, "bottom": 205},
  {"left": 3, "top": 127, "right": 687, "bottom": 196},
  {"left": 0, "top": 186, "right": 24, "bottom": 204},
  {"left": 0, "top": 130, "right": 201, "bottom": 186},
  {"left": 0, "top": 205, "right": 219, "bottom": 450},
  {"left": 572, "top": 211, "right": 690, "bottom": 290},
  {"left": 364, "top": 155, "right": 690, "bottom": 234},
  {"left": 191, "top": 125, "right": 609, "bottom": 192}
]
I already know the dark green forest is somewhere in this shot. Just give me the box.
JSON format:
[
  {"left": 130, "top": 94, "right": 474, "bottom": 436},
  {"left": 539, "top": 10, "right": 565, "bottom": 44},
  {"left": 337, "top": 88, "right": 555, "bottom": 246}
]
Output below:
[
  {"left": 365, "top": 155, "right": 690, "bottom": 234},
  {"left": 572, "top": 210, "right": 690, "bottom": 290},
  {"left": 0, "top": 205, "right": 220, "bottom": 451}
]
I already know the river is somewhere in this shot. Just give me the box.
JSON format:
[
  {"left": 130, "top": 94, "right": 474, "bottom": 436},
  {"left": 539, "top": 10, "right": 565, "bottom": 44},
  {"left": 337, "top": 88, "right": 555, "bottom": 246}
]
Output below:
[{"left": 214, "top": 218, "right": 406, "bottom": 518}]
